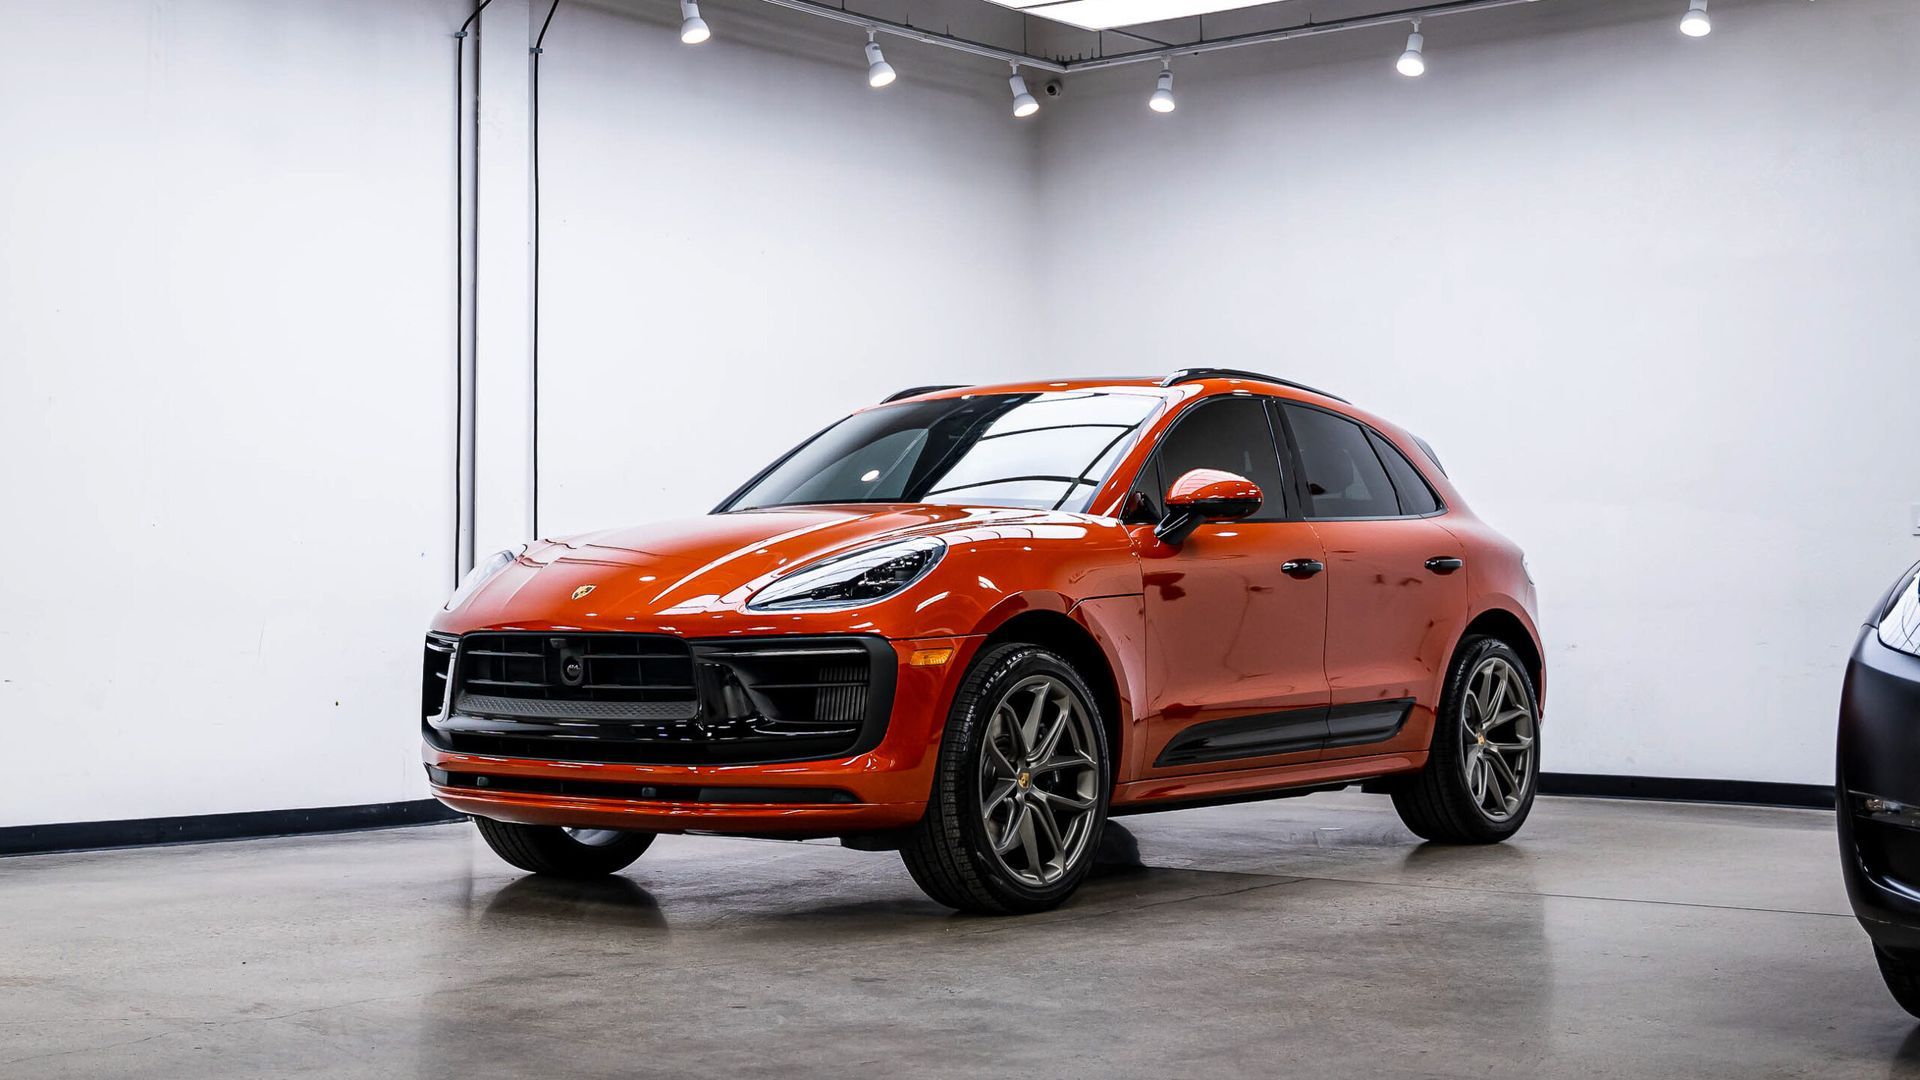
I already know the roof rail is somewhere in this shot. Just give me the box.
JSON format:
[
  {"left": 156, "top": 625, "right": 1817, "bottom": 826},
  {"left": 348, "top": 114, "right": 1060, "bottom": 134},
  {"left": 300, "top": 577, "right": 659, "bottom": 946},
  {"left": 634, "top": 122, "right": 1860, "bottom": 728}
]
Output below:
[
  {"left": 1158, "top": 368, "right": 1349, "bottom": 403},
  {"left": 881, "top": 384, "right": 965, "bottom": 403}
]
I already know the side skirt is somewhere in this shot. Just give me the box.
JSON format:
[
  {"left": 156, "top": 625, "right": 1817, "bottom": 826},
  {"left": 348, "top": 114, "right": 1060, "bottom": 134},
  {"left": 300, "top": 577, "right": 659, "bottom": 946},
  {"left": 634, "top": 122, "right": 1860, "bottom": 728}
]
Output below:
[{"left": 1113, "top": 751, "right": 1428, "bottom": 816}]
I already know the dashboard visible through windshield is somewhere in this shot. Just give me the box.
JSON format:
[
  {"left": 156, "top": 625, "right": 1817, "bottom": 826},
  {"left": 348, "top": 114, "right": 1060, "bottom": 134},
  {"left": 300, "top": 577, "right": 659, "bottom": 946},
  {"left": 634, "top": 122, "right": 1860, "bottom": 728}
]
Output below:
[{"left": 722, "top": 391, "right": 1163, "bottom": 514}]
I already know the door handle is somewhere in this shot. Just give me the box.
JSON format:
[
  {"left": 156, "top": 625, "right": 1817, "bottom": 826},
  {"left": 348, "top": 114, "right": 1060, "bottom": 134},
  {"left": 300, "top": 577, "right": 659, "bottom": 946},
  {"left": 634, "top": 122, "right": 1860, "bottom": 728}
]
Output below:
[
  {"left": 1425, "top": 556, "right": 1465, "bottom": 574},
  {"left": 1282, "top": 559, "right": 1326, "bottom": 579}
]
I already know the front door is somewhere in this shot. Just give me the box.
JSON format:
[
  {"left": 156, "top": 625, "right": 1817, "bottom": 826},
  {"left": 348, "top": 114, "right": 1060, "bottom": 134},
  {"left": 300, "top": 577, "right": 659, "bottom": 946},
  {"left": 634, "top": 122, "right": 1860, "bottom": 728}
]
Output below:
[
  {"left": 1278, "top": 402, "right": 1469, "bottom": 757},
  {"left": 1130, "top": 396, "right": 1331, "bottom": 775}
]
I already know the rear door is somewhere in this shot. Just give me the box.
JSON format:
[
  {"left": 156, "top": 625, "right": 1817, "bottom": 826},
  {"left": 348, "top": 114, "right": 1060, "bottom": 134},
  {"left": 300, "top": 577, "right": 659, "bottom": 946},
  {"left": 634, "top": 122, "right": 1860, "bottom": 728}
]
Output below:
[
  {"left": 1130, "top": 395, "right": 1331, "bottom": 776},
  {"left": 1276, "top": 402, "right": 1467, "bottom": 757}
]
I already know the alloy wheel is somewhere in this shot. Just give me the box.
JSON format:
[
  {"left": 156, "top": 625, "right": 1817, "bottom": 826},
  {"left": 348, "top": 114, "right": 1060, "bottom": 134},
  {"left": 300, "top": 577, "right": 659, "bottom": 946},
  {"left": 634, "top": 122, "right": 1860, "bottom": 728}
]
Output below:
[
  {"left": 977, "top": 674, "right": 1102, "bottom": 887},
  {"left": 1459, "top": 656, "right": 1536, "bottom": 822}
]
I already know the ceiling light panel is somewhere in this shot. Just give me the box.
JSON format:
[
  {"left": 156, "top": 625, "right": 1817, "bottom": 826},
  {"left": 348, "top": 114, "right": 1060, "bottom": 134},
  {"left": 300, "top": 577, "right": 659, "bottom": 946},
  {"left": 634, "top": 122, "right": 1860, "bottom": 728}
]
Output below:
[{"left": 986, "top": 0, "right": 1284, "bottom": 31}]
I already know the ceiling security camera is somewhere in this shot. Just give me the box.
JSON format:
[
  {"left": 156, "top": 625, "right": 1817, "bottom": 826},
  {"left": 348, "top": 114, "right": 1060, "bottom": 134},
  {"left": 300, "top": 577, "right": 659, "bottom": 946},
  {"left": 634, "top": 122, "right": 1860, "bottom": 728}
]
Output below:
[{"left": 1043, "top": 79, "right": 1064, "bottom": 98}]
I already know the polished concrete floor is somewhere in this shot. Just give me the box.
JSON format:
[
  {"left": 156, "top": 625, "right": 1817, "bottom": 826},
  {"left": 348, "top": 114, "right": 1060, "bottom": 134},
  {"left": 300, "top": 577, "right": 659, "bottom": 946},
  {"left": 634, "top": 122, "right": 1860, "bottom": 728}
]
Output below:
[{"left": 2, "top": 792, "right": 1914, "bottom": 1079}]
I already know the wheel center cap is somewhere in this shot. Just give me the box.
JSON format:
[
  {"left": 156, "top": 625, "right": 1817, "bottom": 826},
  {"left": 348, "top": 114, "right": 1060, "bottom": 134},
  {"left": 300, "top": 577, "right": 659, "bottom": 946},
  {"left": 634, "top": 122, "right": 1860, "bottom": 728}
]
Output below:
[
  {"left": 1018, "top": 771, "right": 1031, "bottom": 790},
  {"left": 1476, "top": 734, "right": 1487, "bottom": 746}
]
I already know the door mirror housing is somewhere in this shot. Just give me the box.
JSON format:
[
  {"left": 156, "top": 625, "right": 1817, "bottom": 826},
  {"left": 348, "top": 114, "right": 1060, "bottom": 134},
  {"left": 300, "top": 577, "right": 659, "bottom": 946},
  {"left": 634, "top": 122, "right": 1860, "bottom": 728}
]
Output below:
[{"left": 1155, "top": 468, "right": 1263, "bottom": 545}]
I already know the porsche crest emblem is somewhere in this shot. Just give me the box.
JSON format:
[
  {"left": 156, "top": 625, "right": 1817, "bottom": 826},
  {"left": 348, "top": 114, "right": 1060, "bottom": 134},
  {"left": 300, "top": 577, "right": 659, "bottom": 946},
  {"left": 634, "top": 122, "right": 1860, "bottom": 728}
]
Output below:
[{"left": 570, "top": 584, "right": 597, "bottom": 601}]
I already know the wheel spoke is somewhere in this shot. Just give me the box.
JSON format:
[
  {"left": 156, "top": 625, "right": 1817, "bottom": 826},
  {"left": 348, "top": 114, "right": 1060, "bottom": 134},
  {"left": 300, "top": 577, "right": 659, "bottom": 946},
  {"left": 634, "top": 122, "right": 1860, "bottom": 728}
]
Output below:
[
  {"left": 1021, "top": 687, "right": 1049, "bottom": 756},
  {"left": 1032, "top": 701, "right": 1071, "bottom": 764},
  {"left": 1037, "top": 787, "right": 1095, "bottom": 812},
  {"left": 1017, "top": 808, "right": 1042, "bottom": 872},
  {"left": 1486, "top": 734, "right": 1533, "bottom": 752},
  {"left": 1487, "top": 750, "right": 1523, "bottom": 808},
  {"left": 1481, "top": 686, "right": 1507, "bottom": 734},
  {"left": 1032, "top": 750, "right": 1095, "bottom": 777},
  {"left": 984, "top": 736, "right": 1018, "bottom": 782},
  {"left": 1031, "top": 798, "right": 1066, "bottom": 870},
  {"left": 994, "top": 802, "right": 1028, "bottom": 855},
  {"left": 983, "top": 779, "right": 1018, "bottom": 818}
]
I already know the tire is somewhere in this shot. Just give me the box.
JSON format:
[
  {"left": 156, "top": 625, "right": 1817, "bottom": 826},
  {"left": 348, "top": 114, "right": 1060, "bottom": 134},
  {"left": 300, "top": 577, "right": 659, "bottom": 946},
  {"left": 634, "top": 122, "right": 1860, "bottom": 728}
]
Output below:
[
  {"left": 1877, "top": 946, "right": 1920, "bottom": 1018},
  {"left": 473, "top": 817, "right": 656, "bottom": 878},
  {"left": 1392, "top": 636, "right": 1540, "bottom": 844},
  {"left": 901, "top": 643, "right": 1112, "bottom": 915}
]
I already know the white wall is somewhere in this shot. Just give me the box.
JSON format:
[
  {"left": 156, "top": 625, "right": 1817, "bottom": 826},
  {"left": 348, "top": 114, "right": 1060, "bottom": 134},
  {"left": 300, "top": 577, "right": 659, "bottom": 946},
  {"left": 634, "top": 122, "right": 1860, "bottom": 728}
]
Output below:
[
  {"left": 532, "top": 0, "right": 1048, "bottom": 533},
  {"left": 0, "top": 0, "right": 462, "bottom": 826},
  {"left": 1032, "top": 0, "right": 1920, "bottom": 785}
]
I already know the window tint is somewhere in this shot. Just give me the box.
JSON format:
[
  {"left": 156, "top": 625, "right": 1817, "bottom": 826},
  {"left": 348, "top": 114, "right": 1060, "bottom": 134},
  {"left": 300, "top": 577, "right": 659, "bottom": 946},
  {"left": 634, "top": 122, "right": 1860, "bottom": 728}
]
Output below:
[
  {"left": 1283, "top": 405, "right": 1400, "bottom": 519},
  {"left": 1137, "top": 397, "right": 1287, "bottom": 522},
  {"left": 1367, "top": 430, "right": 1442, "bottom": 516}
]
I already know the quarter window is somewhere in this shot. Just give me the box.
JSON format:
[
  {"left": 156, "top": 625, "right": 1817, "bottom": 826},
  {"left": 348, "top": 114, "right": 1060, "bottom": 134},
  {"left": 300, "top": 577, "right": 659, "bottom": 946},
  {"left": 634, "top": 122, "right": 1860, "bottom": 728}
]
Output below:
[
  {"left": 1132, "top": 397, "right": 1287, "bottom": 522},
  {"left": 1283, "top": 404, "right": 1401, "bottom": 520},
  {"left": 1367, "top": 430, "right": 1442, "bottom": 516}
]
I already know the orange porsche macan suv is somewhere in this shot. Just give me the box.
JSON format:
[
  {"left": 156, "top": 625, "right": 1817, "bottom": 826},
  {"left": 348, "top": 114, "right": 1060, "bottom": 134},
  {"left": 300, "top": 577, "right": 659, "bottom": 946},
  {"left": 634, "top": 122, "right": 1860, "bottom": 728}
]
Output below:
[{"left": 423, "top": 369, "right": 1544, "bottom": 913}]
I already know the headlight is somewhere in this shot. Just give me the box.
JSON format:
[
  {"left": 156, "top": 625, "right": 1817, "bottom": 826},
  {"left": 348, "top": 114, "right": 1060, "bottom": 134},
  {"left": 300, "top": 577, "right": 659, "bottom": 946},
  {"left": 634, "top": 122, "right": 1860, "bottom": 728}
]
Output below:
[
  {"left": 445, "top": 545, "right": 525, "bottom": 611},
  {"left": 747, "top": 536, "right": 945, "bottom": 612}
]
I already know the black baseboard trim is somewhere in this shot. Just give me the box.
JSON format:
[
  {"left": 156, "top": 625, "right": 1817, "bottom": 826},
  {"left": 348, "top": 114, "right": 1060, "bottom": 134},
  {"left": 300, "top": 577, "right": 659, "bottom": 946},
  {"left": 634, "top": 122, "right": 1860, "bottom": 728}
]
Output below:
[
  {"left": 0, "top": 799, "right": 465, "bottom": 858},
  {"left": 1540, "top": 772, "right": 1835, "bottom": 810}
]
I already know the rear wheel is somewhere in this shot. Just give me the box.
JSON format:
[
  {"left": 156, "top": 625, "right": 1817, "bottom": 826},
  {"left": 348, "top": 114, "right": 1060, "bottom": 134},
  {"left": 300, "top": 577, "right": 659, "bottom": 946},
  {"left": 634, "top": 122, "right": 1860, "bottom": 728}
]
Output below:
[
  {"left": 1392, "top": 636, "right": 1540, "bottom": 843},
  {"left": 473, "top": 817, "right": 656, "bottom": 877},
  {"left": 1876, "top": 946, "right": 1920, "bottom": 1018},
  {"left": 901, "top": 644, "right": 1110, "bottom": 914}
]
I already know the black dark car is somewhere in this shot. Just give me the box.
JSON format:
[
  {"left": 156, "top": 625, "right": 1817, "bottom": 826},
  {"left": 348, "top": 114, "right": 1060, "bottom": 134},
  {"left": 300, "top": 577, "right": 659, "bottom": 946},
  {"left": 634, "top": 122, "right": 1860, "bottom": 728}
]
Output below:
[{"left": 1839, "top": 560, "right": 1920, "bottom": 1014}]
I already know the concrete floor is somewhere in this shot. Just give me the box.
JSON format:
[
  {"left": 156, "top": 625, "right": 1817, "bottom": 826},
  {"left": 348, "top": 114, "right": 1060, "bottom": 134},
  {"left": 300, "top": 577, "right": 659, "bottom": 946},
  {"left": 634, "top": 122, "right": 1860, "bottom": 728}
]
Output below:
[{"left": 2, "top": 792, "right": 1914, "bottom": 1079}]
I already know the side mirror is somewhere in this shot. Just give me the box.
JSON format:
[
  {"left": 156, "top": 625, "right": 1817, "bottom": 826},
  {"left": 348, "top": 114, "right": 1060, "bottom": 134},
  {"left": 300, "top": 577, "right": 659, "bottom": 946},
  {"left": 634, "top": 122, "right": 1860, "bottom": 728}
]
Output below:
[{"left": 1155, "top": 468, "right": 1263, "bottom": 546}]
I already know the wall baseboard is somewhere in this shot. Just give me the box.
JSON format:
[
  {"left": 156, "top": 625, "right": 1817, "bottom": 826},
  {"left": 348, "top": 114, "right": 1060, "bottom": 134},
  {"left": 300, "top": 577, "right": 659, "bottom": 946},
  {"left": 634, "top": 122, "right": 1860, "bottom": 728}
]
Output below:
[
  {"left": 0, "top": 774, "right": 1835, "bottom": 858},
  {"left": 0, "top": 799, "right": 465, "bottom": 858},
  {"left": 1539, "top": 772, "right": 1835, "bottom": 809}
]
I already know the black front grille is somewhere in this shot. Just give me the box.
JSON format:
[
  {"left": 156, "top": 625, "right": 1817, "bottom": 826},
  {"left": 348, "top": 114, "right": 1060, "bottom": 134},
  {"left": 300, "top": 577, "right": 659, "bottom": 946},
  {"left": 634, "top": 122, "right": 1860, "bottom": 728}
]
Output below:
[
  {"left": 456, "top": 633, "right": 697, "bottom": 720},
  {"left": 425, "top": 633, "right": 895, "bottom": 765}
]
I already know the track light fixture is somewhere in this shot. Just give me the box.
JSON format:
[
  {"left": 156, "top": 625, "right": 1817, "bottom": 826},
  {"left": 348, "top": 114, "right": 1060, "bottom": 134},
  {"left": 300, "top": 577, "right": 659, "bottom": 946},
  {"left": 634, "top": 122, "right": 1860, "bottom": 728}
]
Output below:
[
  {"left": 679, "top": 0, "right": 710, "bottom": 44},
  {"left": 864, "top": 31, "right": 896, "bottom": 88},
  {"left": 1396, "top": 19, "right": 1426, "bottom": 77},
  {"left": 1149, "top": 59, "right": 1176, "bottom": 113},
  {"left": 1680, "top": 0, "right": 1711, "bottom": 37},
  {"left": 1008, "top": 63, "right": 1039, "bottom": 118}
]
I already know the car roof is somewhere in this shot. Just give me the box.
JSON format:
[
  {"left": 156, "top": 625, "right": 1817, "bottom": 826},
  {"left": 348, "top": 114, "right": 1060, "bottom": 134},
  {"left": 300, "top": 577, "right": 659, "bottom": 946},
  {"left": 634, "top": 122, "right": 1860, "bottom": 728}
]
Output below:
[{"left": 878, "top": 370, "right": 1350, "bottom": 410}]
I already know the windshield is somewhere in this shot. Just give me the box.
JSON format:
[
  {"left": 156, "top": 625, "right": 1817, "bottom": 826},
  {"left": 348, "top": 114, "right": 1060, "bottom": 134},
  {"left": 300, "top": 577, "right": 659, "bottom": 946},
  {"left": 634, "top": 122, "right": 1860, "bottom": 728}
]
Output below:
[{"left": 723, "top": 391, "right": 1163, "bottom": 513}]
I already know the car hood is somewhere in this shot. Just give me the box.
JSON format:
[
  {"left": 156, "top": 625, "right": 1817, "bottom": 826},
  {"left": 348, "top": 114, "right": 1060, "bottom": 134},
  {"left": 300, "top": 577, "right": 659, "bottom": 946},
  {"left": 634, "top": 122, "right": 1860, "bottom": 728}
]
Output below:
[{"left": 453, "top": 503, "right": 1105, "bottom": 623}]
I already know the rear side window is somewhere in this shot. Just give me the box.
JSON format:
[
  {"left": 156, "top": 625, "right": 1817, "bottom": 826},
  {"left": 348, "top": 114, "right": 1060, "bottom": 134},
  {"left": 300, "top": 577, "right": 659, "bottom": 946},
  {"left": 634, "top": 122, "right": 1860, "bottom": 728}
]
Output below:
[
  {"left": 1282, "top": 404, "right": 1400, "bottom": 520},
  {"left": 1132, "top": 396, "right": 1288, "bottom": 522},
  {"left": 1367, "top": 430, "right": 1442, "bottom": 516}
]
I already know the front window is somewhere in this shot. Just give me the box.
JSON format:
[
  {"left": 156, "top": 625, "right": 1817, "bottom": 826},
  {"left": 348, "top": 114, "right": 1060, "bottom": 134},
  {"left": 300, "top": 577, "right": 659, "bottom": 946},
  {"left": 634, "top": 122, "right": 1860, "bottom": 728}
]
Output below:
[{"left": 724, "top": 391, "right": 1162, "bottom": 514}]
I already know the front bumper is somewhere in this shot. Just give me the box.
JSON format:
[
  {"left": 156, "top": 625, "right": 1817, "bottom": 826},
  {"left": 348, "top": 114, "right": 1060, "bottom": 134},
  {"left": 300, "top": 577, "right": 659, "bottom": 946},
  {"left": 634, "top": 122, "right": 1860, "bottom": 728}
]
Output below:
[
  {"left": 423, "top": 635, "right": 974, "bottom": 838},
  {"left": 1838, "top": 626, "right": 1920, "bottom": 950}
]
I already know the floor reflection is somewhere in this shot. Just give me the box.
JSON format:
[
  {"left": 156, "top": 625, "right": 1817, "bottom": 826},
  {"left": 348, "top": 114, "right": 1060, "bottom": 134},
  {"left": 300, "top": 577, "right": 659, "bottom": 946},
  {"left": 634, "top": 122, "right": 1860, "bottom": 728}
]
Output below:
[{"left": 479, "top": 872, "right": 668, "bottom": 931}]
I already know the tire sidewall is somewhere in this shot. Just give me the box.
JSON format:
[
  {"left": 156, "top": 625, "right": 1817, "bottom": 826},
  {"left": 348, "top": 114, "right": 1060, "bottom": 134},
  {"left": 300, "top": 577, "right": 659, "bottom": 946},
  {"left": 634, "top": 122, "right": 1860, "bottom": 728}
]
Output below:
[{"left": 944, "top": 644, "right": 1112, "bottom": 910}]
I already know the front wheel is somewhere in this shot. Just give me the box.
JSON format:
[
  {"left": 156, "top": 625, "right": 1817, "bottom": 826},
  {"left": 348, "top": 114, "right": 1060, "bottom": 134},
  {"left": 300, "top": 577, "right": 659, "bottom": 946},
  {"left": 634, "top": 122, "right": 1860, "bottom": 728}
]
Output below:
[
  {"left": 474, "top": 817, "right": 656, "bottom": 878},
  {"left": 901, "top": 644, "right": 1111, "bottom": 914},
  {"left": 1392, "top": 636, "right": 1540, "bottom": 843}
]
